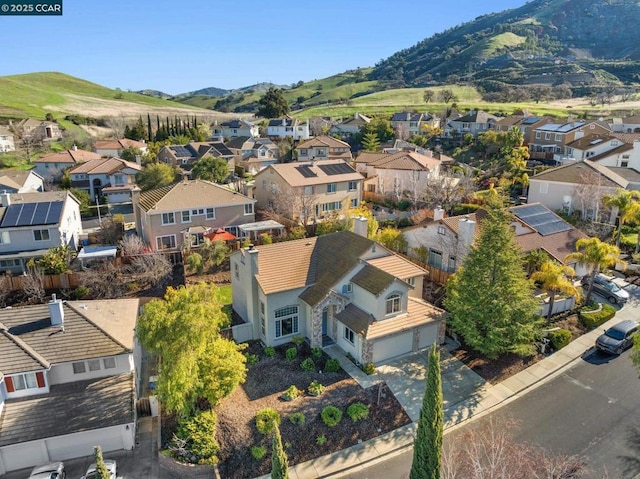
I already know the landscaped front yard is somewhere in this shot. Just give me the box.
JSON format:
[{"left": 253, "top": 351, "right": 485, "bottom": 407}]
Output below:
[{"left": 209, "top": 342, "right": 411, "bottom": 478}]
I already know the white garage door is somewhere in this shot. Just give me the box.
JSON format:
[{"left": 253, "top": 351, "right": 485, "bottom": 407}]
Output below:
[
  {"left": 372, "top": 332, "right": 413, "bottom": 363},
  {"left": 0, "top": 440, "right": 48, "bottom": 472},
  {"left": 418, "top": 324, "right": 438, "bottom": 350},
  {"left": 47, "top": 427, "right": 125, "bottom": 460}
]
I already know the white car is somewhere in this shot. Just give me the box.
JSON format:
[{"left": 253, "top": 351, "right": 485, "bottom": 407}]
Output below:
[
  {"left": 28, "top": 462, "right": 66, "bottom": 479},
  {"left": 81, "top": 459, "right": 117, "bottom": 479}
]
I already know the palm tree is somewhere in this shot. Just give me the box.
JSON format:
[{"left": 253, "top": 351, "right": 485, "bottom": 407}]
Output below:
[
  {"left": 524, "top": 249, "right": 550, "bottom": 276},
  {"left": 531, "top": 261, "right": 580, "bottom": 323},
  {"left": 565, "top": 237, "right": 621, "bottom": 305},
  {"left": 603, "top": 188, "right": 640, "bottom": 247}
]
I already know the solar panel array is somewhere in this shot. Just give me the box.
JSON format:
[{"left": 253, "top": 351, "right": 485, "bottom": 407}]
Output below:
[
  {"left": 318, "top": 163, "right": 354, "bottom": 176},
  {"left": 1, "top": 201, "right": 63, "bottom": 227},
  {"left": 512, "top": 204, "right": 571, "bottom": 236},
  {"left": 170, "top": 145, "right": 193, "bottom": 158},
  {"left": 296, "top": 165, "right": 317, "bottom": 178}
]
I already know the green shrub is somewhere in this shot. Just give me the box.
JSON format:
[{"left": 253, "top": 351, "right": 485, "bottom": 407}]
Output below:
[
  {"left": 300, "top": 358, "right": 315, "bottom": 372},
  {"left": 311, "top": 347, "right": 323, "bottom": 360},
  {"left": 451, "top": 203, "right": 481, "bottom": 216},
  {"left": 288, "top": 412, "right": 306, "bottom": 426},
  {"left": 347, "top": 402, "right": 369, "bottom": 422},
  {"left": 73, "top": 285, "right": 89, "bottom": 299},
  {"left": 361, "top": 362, "right": 376, "bottom": 375},
  {"left": 307, "top": 380, "right": 326, "bottom": 396},
  {"left": 263, "top": 346, "right": 276, "bottom": 357},
  {"left": 255, "top": 408, "right": 280, "bottom": 434},
  {"left": 285, "top": 347, "right": 297, "bottom": 361},
  {"left": 321, "top": 406, "right": 343, "bottom": 427},
  {"left": 316, "top": 435, "right": 327, "bottom": 445},
  {"left": 250, "top": 445, "right": 267, "bottom": 460},
  {"left": 281, "top": 385, "right": 301, "bottom": 401},
  {"left": 292, "top": 335, "right": 305, "bottom": 347},
  {"left": 245, "top": 353, "right": 259, "bottom": 366},
  {"left": 580, "top": 303, "right": 616, "bottom": 328},
  {"left": 325, "top": 358, "right": 341, "bottom": 373},
  {"left": 548, "top": 328, "right": 572, "bottom": 350},
  {"left": 177, "top": 410, "right": 219, "bottom": 461}
]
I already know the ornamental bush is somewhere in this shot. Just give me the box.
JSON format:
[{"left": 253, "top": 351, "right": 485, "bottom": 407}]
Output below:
[
  {"left": 300, "top": 358, "right": 315, "bottom": 372},
  {"left": 255, "top": 408, "right": 281, "bottom": 435},
  {"left": 307, "top": 380, "right": 326, "bottom": 396},
  {"left": 311, "top": 347, "right": 323, "bottom": 360},
  {"left": 361, "top": 362, "right": 376, "bottom": 375},
  {"left": 321, "top": 406, "right": 343, "bottom": 427},
  {"left": 346, "top": 402, "right": 369, "bottom": 422},
  {"left": 548, "top": 328, "right": 572, "bottom": 350},
  {"left": 281, "top": 385, "right": 302, "bottom": 401},
  {"left": 288, "top": 412, "right": 306, "bottom": 426},
  {"left": 250, "top": 445, "right": 267, "bottom": 460},
  {"left": 580, "top": 303, "right": 616, "bottom": 328},
  {"left": 177, "top": 410, "right": 219, "bottom": 462},
  {"left": 324, "top": 358, "right": 341, "bottom": 373},
  {"left": 285, "top": 347, "right": 297, "bottom": 361},
  {"left": 264, "top": 346, "right": 276, "bottom": 357}
]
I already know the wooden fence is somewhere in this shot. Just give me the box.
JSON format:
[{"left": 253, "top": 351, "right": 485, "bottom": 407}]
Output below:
[
  {"left": 397, "top": 253, "right": 453, "bottom": 286},
  {"left": 2, "top": 272, "right": 84, "bottom": 293}
]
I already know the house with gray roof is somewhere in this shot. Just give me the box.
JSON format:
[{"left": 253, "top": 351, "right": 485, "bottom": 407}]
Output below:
[
  {"left": 212, "top": 119, "right": 258, "bottom": 139},
  {"left": 446, "top": 109, "right": 498, "bottom": 138},
  {"left": 132, "top": 179, "right": 256, "bottom": 251},
  {"left": 266, "top": 116, "right": 310, "bottom": 140},
  {"left": 390, "top": 112, "right": 440, "bottom": 138},
  {"left": 529, "top": 120, "right": 611, "bottom": 163},
  {"left": 157, "top": 140, "right": 235, "bottom": 175},
  {"left": 329, "top": 113, "right": 371, "bottom": 138},
  {"left": 0, "top": 169, "right": 44, "bottom": 194},
  {"left": 231, "top": 227, "right": 445, "bottom": 364},
  {"left": 0, "top": 298, "right": 140, "bottom": 474}
]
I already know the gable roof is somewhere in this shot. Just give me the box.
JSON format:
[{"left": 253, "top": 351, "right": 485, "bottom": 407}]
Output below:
[
  {"left": 391, "top": 112, "right": 424, "bottom": 122},
  {"left": 452, "top": 110, "right": 498, "bottom": 123},
  {"left": 297, "top": 135, "right": 350, "bottom": 149},
  {"left": 368, "top": 151, "right": 441, "bottom": 171},
  {"left": 366, "top": 254, "right": 427, "bottom": 280},
  {"left": 257, "top": 159, "right": 363, "bottom": 187},
  {"left": 0, "top": 190, "right": 77, "bottom": 228},
  {"left": 137, "top": 179, "right": 254, "bottom": 212},
  {"left": 35, "top": 149, "right": 102, "bottom": 164},
  {"left": 566, "top": 134, "right": 615, "bottom": 150},
  {"left": 530, "top": 160, "right": 628, "bottom": 188},
  {"left": 354, "top": 152, "right": 388, "bottom": 164},
  {"left": 339, "top": 113, "right": 371, "bottom": 126},
  {"left": 93, "top": 138, "right": 146, "bottom": 151},
  {"left": 0, "top": 169, "right": 41, "bottom": 191},
  {"left": 612, "top": 132, "right": 640, "bottom": 144},
  {"left": 68, "top": 157, "right": 142, "bottom": 175},
  {"left": 350, "top": 264, "right": 396, "bottom": 296}
]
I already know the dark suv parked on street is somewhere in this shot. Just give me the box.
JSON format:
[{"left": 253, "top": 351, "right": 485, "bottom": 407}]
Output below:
[{"left": 595, "top": 319, "right": 639, "bottom": 355}]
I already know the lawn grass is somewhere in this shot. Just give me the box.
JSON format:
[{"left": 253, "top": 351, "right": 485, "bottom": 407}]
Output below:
[{"left": 218, "top": 284, "right": 233, "bottom": 323}]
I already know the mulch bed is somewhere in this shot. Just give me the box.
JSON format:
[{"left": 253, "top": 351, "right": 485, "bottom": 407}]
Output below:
[{"left": 163, "top": 341, "right": 411, "bottom": 479}]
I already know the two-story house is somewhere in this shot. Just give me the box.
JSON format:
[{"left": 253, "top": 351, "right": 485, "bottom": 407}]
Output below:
[
  {"left": 157, "top": 141, "right": 235, "bottom": 174},
  {"left": 132, "top": 179, "right": 256, "bottom": 251},
  {"left": 33, "top": 147, "right": 102, "bottom": 181},
  {"left": 14, "top": 119, "right": 63, "bottom": 142},
  {"left": 252, "top": 159, "right": 364, "bottom": 223},
  {"left": 266, "top": 116, "right": 310, "bottom": 140},
  {"left": 0, "top": 297, "right": 140, "bottom": 474},
  {"left": 609, "top": 115, "right": 640, "bottom": 134},
  {"left": 230, "top": 226, "right": 446, "bottom": 365},
  {"left": 93, "top": 138, "right": 148, "bottom": 157},
  {"left": 529, "top": 120, "right": 611, "bottom": 162},
  {"left": 0, "top": 126, "right": 15, "bottom": 153},
  {"left": 562, "top": 134, "right": 630, "bottom": 163},
  {"left": 390, "top": 112, "right": 440, "bottom": 138},
  {"left": 0, "top": 190, "right": 82, "bottom": 274},
  {"left": 235, "top": 137, "right": 279, "bottom": 175},
  {"left": 212, "top": 119, "right": 259, "bottom": 139},
  {"left": 67, "top": 157, "right": 143, "bottom": 204},
  {"left": 447, "top": 109, "right": 498, "bottom": 137},
  {"left": 0, "top": 169, "right": 44, "bottom": 193},
  {"left": 329, "top": 113, "right": 371, "bottom": 139},
  {"left": 295, "top": 135, "right": 352, "bottom": 162}
]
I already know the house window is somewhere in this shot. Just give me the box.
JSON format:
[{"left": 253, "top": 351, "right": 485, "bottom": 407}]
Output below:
[
  {"left": 262, "top": 180, "right": 267, "bottom": 189},
  {"left": 161, "top": 212, "right": 175, "bottom": 225},
  {"left": 437, "top": 226, "right": 446, "bottom": 235},
  {"left": 234, "top": 262, "right": 239, "bottom": 280},
  {"left": 72, "top": 361, "right": 87, "bottom": 374},
  {"left": 114, "top": 174, "right": 124, "bottom": 185},
  {"left": 555, "top": 134, "right": 562, "bottom": 141},
  {"left": 88, "top": 359, "right": 101, "bottom": 371},
  {"left": 406, "top": 277, "right": 415, "bottom": 286},
  {"left": 348, "top": 181, "right": 357, "bottom": 191},
  {"left": 206, "top": 208, "right": 215, "bottom": 219},
  {"left": 12, "top": 372, "right": 39, "bottom": 390},
  {"left": 260, "top": 301, "right": 266, "bottom": 336},
  {"left": 299, "top": 148, "right": 308, "bottom": 156},
  {"left": 0, "top": 231, "right": 10, "bottom": 244},
  {"left": 344, "top": 326, "right": 355, "bottom": 344},
  {"left": 156, "top": 235, "right": 176, "bottom": 250},
  {"left": 428, "top": 249, "right": 443, "bottom": 269},
  {"left": 103, "top": 357, "right": 116, "bottom": 369},
  {"left": 386, "top": 293, "right": 401, "bottom": 315},
  {"left": 327, "top": 183, "right": 337, "bottom": 193},
  {"left": 612, "top": 140, "right": 618, "bottom": 146},
  {"left": 303, "top": 186, "right": 315, "bottom": 196},
  {"left": 539, "top": 182, "right": 549, "bottom": 194},
  {"left": 317, "top": 149, "right": 327, "bottom": 157},
  {"left": 0, "top": 259, "right": 20, "bottom": 268},
  {"left": 342, "top": 283, "right": 353, "bottom": 294},
  {"left": 321, "top": 201, "right": 342, "bottom": 212},
  {"left": 181, "top": 210, "right": 191, "bottom": 223},
  {"left": 274, "top": 306, "right": 299, "bottom": 338},
  {"left": 535, "top": 131, "right": 541, "bottom": 139},
  {"left": 350, "top": 198, "right": 358, "bottom": 208},
  {"left": 33, "top": 229, "right": 50, "bottom": 241},
  {"left": 545, "top": 133, "right": 551, "bottom": 140},
  {"left": 244, "top": 203, "right": 254, "bottom": 215},
  {"left": 448, "top": 256, "right": 456, "bottom": 272}
]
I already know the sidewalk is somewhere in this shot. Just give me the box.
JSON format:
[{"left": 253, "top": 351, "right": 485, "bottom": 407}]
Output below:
[{"left": 256, "top": 310, "right": 632, "bottom": 479}]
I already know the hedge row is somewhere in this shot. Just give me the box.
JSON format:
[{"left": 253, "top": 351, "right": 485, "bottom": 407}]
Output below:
[{"left": 579, "top": 303, "right": 616, "bottom": 329}]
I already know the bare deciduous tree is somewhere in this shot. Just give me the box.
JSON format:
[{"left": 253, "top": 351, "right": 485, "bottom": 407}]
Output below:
[
  {"left": 81, "top": 262, "right": 127, "bottom": 299},
  {"left": 0, "top": 275, "right": 10, "bottom": 307},
  {"left": 119, "top": 235, "right": 147, "bottom": 256},
  {"left": 573, "top": 168, "right": 611, "bottom": 223},
  {"left": 423, "top": 170, "right": 476, "bottom": 214},
  {"left": 22, "top": 265, "right": 45, "bottom": 304},
  {"left": 127, "top": 253, "right": 172, "bottom": 291},
  {"left": 271, "top": 184, "right": 318, "bottom": 224}
]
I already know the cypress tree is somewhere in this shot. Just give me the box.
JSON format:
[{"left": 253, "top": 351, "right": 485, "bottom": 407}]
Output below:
[
  {"left": 156, "top": 115, "right": 161, "bottom": 141},
  {"left": 93, "top": 446, "right": 111, "bottom": 479},
  {"left": 271, "top": 422, "right": 289, "bottom": 479},
  {"left": 409, "top": 344, "right": 443, "bottom": 479},
  {"left": 166, "top": 116, "right": 171, "bottom": 136},
  {"left": 147, "top": 113, "right": 152, "bottom": 143}
]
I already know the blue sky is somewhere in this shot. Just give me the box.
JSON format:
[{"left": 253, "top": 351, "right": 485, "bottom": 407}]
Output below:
[{"left": 0, "top": 0, "right": 527, "bottom": 95}]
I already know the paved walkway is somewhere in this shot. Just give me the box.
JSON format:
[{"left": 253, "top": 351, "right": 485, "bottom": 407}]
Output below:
[{"left": 257, "top": 281, "right": 640, "bottom": 479}]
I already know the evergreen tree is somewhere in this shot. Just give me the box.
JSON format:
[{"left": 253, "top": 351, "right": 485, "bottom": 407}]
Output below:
[
  {"left": 191, "top": 156, "right": 230, "bottom": 183},
  {"left": 410, "top": 344, "right": 443, "bottom": 479},
  {"left": 257, "top": 87, "right": 290, "bottom": 118},
  {"left": 271, "top": 422, "right": 289, "bottom": 479},
  {"left": 123, "top": 124, "right": 131, "bottom": 139},
  {"left": 147, "top": 113, "right": 153, "bottom": 143},
  {"left": 361, "top": 132, "right": 381, "bottom": 152},
  {"left": 93, "top": 446, "right": 111, "bottom": 479},
  {"left": 444, "top": 207, "right": 540, "bottom": 359}
]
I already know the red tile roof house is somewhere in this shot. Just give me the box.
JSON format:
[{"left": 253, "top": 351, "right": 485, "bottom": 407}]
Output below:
[
  {"left": 33, "top": 147, "right": 102, "bottom": 182},
  {"left": 0, "top": 298, "right": 141, "bottom": 474},
  {"left": 230, "top": 226, "right": 446, "bottom": 365},
  {"left": 93, "top": 138, "right": 148, "bottom": 158}
]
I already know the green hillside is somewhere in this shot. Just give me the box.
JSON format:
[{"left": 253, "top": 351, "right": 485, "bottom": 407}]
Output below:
[{"left": 0, "top": 72, "right": 205, "bottom": 120}]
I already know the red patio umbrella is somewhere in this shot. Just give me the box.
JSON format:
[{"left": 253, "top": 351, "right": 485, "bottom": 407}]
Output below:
[{"left": 204, "top": 228, "right": 237, "bottom": 242}]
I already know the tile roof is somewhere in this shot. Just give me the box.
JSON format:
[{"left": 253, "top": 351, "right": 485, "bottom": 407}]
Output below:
[
  {"left": 0, "top": 329, "right": 50, "bottom": 374},
  {"left": 530, "top": 160, "right": 627, "bottom": 188},
  {"left": 297, "top": 135, "right": 350, "bottom": 149},
  {"left": 261, "top": 160, "right": 363, "bottom": 187},
  {"left": 0, "top": 372, "right": 134, "bottom": 446},
  {"left": 587, "top": 143, "right": 634, "bottom": 162},
  {"left": 0, "top": 125, "right": 13, "bottom": 137},
  {"left": 514, "top": 224, "right": 587, "bottom": 264},
  {"left": 350, "top": 264, "right": 395, "bottom": 296},
  {"left": 68, "top": 157, "right": 142, "bottom": 175},
  {"left": 0, "top": 301, "right": 135, "bottom": 373},
  {"left": 452, "top": 110, "right": 498, "bottom": 123},
  {"left": 334, "top": 303, "right": 373, "bottom": 336},
  {"left": 35, "top": 149, "right": 102, "bottom": 164},
  {"left": 607, "top": 167, "right": 640, "bottom": 182},
  {"left": 0, "top": 169, "right": 39, "bottom": 190},
  {"left": 93, "top": 139, "right": 146, "bottom": 150},
  {"left": 391, "top": 112, "right": 424, "bottom": 122},
  {"left": 137, "top": 179, "right": 254, "bottom": 212},
  {"left": 253, "top": 237, "right": 319, "bottom": 294},
  {"left": 339, "top": 113, "right": 371, "bottom": 126},
  {"left": 536, "top": 121, "right": 587, "bottom": 133},
  {"left": 566, "top": 134, "right": 614, "bottom": 150},
  {"left": 368, "top": 151, "right": 441, "bottom": 171},
  {"left": 354, "top": 152, "right": 388, "bottom": 164},
  {"left": 612, "top": 133, "right": 640, "bottom": 144},
  {"left": 366, "top": 255, "right": 427, "bottom": 280}
]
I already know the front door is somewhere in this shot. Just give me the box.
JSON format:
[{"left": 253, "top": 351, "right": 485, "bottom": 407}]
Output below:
[{"left": 322, "top": 308, "right": 328, "bottom": 335}]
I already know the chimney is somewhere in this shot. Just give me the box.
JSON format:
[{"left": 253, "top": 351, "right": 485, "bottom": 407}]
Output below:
[
  {"left": 72, "top": 144, "right": 77, "bottom": 151},
  {"left": 0, "top": 190, "right": 10, "bottom": 207},
  {"left": 433, "top": 207, "right": 445, "bottom": 221},
  {"left": 49, "top": 294, "right": 64, "bottom": 328},
  {"left": 135, "top": 154, "right": 141, "bottom": 166},
  {"left": 282, "top": 118, "right": 286, "bottom": 126},
  {"left": 354, "top": 112, "right": 359, "bottom": 120},
  {"left": 247, "top": 244, "right": 259, "bottom": 275},
  {"left": 458, "top": 217, "right": 476, "bottom": 257},
  {"left": 354, "top": 216, "right": 368, "bottom": 238}
]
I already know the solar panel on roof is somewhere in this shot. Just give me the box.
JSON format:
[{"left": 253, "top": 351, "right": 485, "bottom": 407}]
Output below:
[
  {"left": 296, "top": 165, "right": 317, "bottom": 178},
  {"left": 512, "top": 204, "right": 572, "bottom": 236},
  {"left": 45, "top": 202, "right": 63, "bottom": 224},
  {"left": 31, "top": 202, "right": 50, "bottom": 225},
  {"left": 0, "top": 204, "right": 21, "bottom": 227},
  {"left": 318, "top": 163, "right": 353, "bottom": 176},
  {"left": 16, "top": 203, "right": 36, "bottom": 226}
]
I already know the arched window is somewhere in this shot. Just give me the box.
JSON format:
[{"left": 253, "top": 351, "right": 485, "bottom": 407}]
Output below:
[{"left": 386, "top": 293, "right": 401, "bottom": 315}]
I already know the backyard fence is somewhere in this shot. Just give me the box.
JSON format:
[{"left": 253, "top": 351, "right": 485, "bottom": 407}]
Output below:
[{"left": 2, "top": 272, "right": 83, "bottom": 293}]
